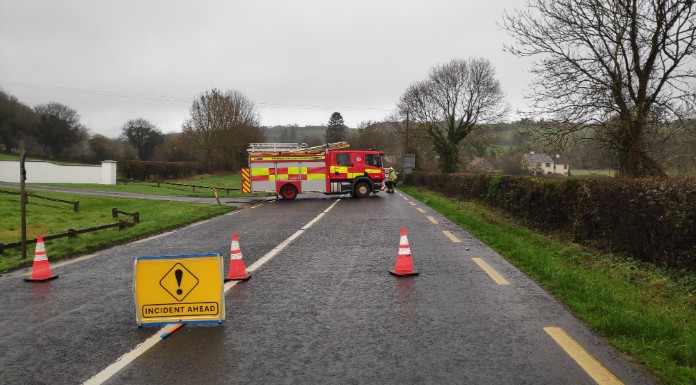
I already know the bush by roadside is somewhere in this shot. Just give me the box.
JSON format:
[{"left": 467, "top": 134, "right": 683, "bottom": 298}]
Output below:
[
  {"left": 400, "top": 184, "right": 695, "bottom": 385},
  {"left": 408, "top": 172, "right": 696, "bottom": 269}
]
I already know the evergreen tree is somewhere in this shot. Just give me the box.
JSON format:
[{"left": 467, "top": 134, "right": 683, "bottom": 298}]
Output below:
[{"left": 325, "top": 112, "right": 347, "bottom": 143}]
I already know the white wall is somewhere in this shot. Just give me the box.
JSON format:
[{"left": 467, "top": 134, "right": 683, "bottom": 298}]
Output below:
[{"left": 0, "top": 160, "right": 117, "bottom": 184}]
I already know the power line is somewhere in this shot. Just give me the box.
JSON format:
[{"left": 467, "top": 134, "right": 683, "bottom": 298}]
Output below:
[{"left": 0, "top": 80, "right": 394, "bottom": 113}]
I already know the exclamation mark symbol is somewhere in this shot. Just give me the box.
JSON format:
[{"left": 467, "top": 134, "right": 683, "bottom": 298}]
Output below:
[{"left": 175, "top": 269, "right": 183, "bottom": 295}]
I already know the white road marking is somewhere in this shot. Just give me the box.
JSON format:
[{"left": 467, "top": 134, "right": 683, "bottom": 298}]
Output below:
[
  {"left": 416, "top": 208, "right": 425, "bottom": 213},
  {"left": 188, "top": 219, "right": 212, "bottom": 227},
  {"left": 83, "top": 199, "right": 341, "bottom": 385},
  {"left": 132, "top": 231, "right": 175, "bottom": 244},
  {"left": 427, "top": 216, "right": 438, "bottom": 224}
]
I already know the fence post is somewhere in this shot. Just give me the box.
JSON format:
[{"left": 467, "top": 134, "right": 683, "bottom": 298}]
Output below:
[
  {"left": 112, "top": 207, "right": 118, "bottom": 218},
  {"left": 134, "top": 212, "right": 140, "bottom": 224},
  {"left": 74, "top": 201, "right": 79, "bottom": 212}
]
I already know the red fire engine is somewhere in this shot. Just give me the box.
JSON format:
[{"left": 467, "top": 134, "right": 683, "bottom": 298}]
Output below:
[{"left": 241, "top": 142, "right": 385, "bottom": 200}]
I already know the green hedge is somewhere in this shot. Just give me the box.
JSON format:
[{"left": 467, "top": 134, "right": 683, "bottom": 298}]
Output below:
[
  {"left": 119, "top": 161, "right": 202, "bottom": 181},
  {"left": 409, "top": 172, "right": 696, "bottom": 269}
]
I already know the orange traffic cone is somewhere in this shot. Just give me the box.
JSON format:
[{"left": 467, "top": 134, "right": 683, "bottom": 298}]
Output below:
[
  {"left": 24, "top": 235, "right": 59, "bottom": 282},
  {"left": 225, "top": 232, "right": 250, "bottom": 282},
  {"left": 389, "top": 228, "right": 419, "bottom": 276}
]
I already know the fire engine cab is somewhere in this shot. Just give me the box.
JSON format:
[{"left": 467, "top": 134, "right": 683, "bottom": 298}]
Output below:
[{"left": 241, "top": 142, "right": 385, "bottom": 200}]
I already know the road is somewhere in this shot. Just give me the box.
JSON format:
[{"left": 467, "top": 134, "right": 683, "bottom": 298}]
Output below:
[{"left": 0, "top": 190, "right": 655, "bottom": 384}]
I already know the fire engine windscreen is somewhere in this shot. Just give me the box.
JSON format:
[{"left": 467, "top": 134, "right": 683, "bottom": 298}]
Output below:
[{"left": 365, "top": 154, "right": 383, "bottom": 167}]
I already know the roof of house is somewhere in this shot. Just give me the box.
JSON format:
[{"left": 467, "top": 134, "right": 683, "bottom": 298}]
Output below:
[
  {"left": 469, "top": 157, "right": 493, "bottom": 168},
  {"left": 525, "top": 153, "right": 554, "bottom": 163}
]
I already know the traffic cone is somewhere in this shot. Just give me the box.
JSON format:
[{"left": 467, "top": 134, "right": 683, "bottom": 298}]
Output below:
[
  {"left": 225, "top": 232, "right": 250, "bottom": 282},
  {"left": 24, "top": 235, "right": 59, "bottom": 282},
  {"left": 389, "top": 228, "right": 419, "bottom": 276}
]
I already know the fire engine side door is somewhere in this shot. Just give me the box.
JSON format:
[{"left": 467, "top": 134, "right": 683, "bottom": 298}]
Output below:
[{"left": 275, "top": 161, "right": 301, "bottom": 194}]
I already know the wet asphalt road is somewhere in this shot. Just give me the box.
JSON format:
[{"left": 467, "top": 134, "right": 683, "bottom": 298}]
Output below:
[{"left": 0, "top": 190, "right": 655, "bottom": 384}]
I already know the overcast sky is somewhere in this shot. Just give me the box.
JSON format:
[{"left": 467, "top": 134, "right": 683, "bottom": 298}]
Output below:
[{"left": 1, "top": 0, "right": 532, "bottom": 138}]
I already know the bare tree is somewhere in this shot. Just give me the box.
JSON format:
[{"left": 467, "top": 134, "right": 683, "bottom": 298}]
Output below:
[
  {"left": 398, "top": 57, "right": 509, "bottom": 173},
  {"left": 502, "top": 0, "right": 696, "bottom": 177},
  {"left": 182, "top": 89, "right": 264, "bottom": 170}
]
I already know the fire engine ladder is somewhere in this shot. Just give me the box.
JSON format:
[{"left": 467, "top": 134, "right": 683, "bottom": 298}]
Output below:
[{"left": 247, "top": 142, "right": 349, "bottom": 154}]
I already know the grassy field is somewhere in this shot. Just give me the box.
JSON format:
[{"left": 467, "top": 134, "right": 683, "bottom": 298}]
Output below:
[
  {"left": 44, "top": 173, "right": 272, "bottom": 198},
  {"left": 571, "top": 168, "right": 616, "bottom": 177},
  {"left": 0, "top": 188, "right": 233, "bottom": 272},
  {"left": 399, "top": 185, "right": 695, "bottom": 385}
]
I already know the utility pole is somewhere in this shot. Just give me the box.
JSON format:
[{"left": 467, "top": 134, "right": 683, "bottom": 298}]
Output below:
[
  {"left": 405, "top": 110, "right": 410, "bottom": 152},
  {"left": 19, "top": 140, "right": 27, "bottom": 260}
]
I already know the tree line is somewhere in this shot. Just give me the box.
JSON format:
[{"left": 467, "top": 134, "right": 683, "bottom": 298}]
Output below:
[{"left": 2, "top": 0, "right": 695, "bottom": 177}]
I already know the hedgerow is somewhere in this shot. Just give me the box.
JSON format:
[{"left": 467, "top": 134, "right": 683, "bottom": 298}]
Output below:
[{"left": 408, "top": 172, "right": 696, "bottom": 269}]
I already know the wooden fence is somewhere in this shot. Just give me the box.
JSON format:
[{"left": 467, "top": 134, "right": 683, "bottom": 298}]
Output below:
[
  {"left": 0, "top": 189, "right": 79, "bottom": 211},
  {"left": 0, "top": 207, "right": 139, "bottom": 254}
]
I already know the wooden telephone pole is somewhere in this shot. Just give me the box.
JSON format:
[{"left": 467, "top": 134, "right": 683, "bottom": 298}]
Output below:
[{"left": 20, "top": 140, "right": 27, "bottom": 260}]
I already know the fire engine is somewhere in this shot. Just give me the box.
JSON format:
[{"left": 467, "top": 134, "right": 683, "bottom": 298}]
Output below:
[{"left": 241, "top": 142, "right": 385, "bottom": 200}]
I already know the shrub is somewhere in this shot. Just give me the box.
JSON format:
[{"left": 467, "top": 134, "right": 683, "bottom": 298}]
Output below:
[
  {"left": 409, "top": 172, "right": 696, "bottom": 269},
  {"left": 119, "top": 161, "right": 202, "bottom": 181}
]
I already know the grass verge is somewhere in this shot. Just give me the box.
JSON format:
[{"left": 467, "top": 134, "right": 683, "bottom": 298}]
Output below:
[
  {"left": 0, "top": 188, "right": 233, "bottom": 272},
  {"left": 400, "top": 185, "right": 695, "bottom": 385},
  {"left": 39, "top": 173, "right": 272, "bottom": 198}
]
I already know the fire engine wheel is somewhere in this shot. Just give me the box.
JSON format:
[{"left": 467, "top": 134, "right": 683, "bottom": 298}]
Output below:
[
  {"left": 353, "top": 181, "right": 371, "bottom": 198},
  {"left": 280, "top": 184, "right": 298, "bottom": 200}
]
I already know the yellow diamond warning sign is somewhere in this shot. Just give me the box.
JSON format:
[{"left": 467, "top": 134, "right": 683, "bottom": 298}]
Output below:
[
  {"left": 133, "top": 253, "right": 224, "bottom": 326},
  {"left": 160, "top": 263, "right": 199, "bottom": 301}
]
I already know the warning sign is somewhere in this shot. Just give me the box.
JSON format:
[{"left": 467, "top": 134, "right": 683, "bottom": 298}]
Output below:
[
  {"left": 133, "top": 253, "right": 225, "bottom": 326},
  {"left": 160, "top": 263, "right": 199, "bottom": 301}
]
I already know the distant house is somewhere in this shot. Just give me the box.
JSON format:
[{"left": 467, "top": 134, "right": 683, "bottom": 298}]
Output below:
[
  {"left": 468, "top": 157, "right": 494, "bottom": 173},
  {"left": 521, "top": 151, "right": 570, "bottom": 176}
]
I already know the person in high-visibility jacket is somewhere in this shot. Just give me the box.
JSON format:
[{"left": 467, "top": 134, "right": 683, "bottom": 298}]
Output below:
[{"left": 386, "top": 167, "right": 397, "bottom": 193}]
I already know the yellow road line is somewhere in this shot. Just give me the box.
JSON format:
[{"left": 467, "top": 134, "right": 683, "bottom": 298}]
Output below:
[
  {"left": 472, "top": 257, "right": 510, "bottom": 285},
  {"left": 416, "top": 208, "right": 425, "bottom": 213},
  {"left": 544, "top": 327, "right": 624, "bottom": 385},
  {"left": 409, "top": 201, "right": 416, "bottom": 206},
  {"left": 427, "top": 216, "right": 438, "bottom": 224},
  {"left": 443, "top": 230, "right": 461, "bottom": 243},
  {"left": 403, "top": 197, "right": 409, "bottom": 201}
]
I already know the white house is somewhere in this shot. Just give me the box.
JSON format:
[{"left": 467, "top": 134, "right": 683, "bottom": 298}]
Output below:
[{"left": 521, "top": 152, "right": 570, "bottom": 176}]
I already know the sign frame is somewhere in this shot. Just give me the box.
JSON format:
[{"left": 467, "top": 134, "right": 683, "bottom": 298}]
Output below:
[{"left": 133, "top": 253, "right": 225, "bottom": 326}]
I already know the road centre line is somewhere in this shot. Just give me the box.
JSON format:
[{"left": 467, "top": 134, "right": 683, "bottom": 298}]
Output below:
[
  {"left": 84, "top": 199, "right": 341, "bottom": 385},
  {"left": 472, "top": 257, "right": 510, "bottom": 285},
  {"left": 427, "top": 216, "right": 438, "bottom": 224},
  {"left": 403, "top": 197, "right": 409, "bottom": 201},
  {"left": 409, "top": 201, "right": 416, "bottom": 206},
  {"left": 442, "top": 230, "right": 461, "bottom": 243},
  {"left": 544, "top": 327, "right": 624, "bottom": 385},
  {"left": 416, "top": 208, "right": 425, "bottom": 213}
]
